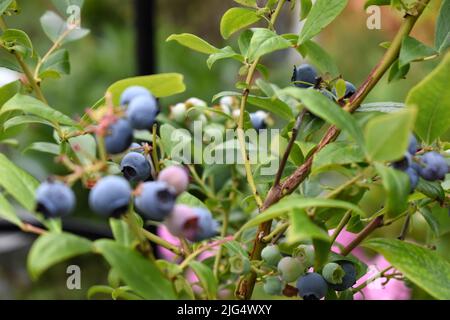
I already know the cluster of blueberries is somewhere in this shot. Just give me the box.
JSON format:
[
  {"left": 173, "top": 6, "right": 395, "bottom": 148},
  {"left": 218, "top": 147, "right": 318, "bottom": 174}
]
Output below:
[
  {"left": 35, "top": 86, "right": 219, "bottom": 243},
  {"left": 393, "top": 135, "right": 449, "bottom": 191},
  {"left": 292, "top": 64, "right": 356, "bottom": 101},
  {"left": 261, "top": 244, "right": 356, "bottom": 300}
]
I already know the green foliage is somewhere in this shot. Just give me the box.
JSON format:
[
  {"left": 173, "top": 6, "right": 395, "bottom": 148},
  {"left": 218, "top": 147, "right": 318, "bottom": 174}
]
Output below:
[
  {"left": 220, "top": 7, "right": 261, "bottom": 40},
  {"left": 363, "top": 238, "right": 450, "bottom": 299}
]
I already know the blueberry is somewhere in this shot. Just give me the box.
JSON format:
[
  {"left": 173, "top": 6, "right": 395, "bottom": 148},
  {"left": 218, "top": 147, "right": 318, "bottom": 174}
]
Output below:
[
  {"left": 297, "top": 272, "right": 328, "bottom": 300},
  {"left": 261, "top": 244, "right": 282, "bottom": 267},
  {"left": 277, "top": 257, "right": 305, "bottom": 283},
  {"left": 89, "top": 176, "right": 131, "bottom": 217},
  {"left": 104, "top": 119, "right": 133, "bottom": 154},
  {"left": 419, "top": 152, "right": 448, "bottom": 181},
  {"left": 164, "top": 204, "right": 198, "bottom": 238},
  {"left": 120, "top": 86, "right": 151, "bottom": 106},
  {"left": 322, "top": 262, "right": 345, "bottom": 285},
  {"left": 120, "top": 152, "right": 151, "bottom": 183},
  {"left": 230, "top": 255, "right": 251, "bottom": 275},
  {"left": 292, "top": 64, "right": 318, "bottom": 88},
  {"left": 406, "top": 167, "right": 419, "bottom": 192},
  {"left": 250, "top": 111, "right": 268, "bottom": 130},
  {"left": 263, "top": 276, "right": 283, "bottom": 296},
  {"left": 126, "top": 95, "right": 158, "bottom": 130},
  {"left": 292, "top": 244, "right": 315, "bottom": 268},
  {"left": 392, "top": 153, "right": 412, "bottom": 171},
  {"left": 328, "top": 260, "right": 357, "bottom": 291},
  {"left": 408, "top": 135, "right": 418, "bottom": 155},
  {"left": 134, "top": 181, "right": 176, "bottom": 221},
  {"left": 333, "top": 81, "right": 356, "bottom": 100},
  {"left": 190, "top": 207, "right": 219, "bottom": 242},
  {"left": 129, "top": 142, "right": 144, "bottom": 153},
  {"left": 170, "top": 103, "right": 187, "bottom": 123},
  {"left": 157, "top": 166, "right": 189, "bottom": 195},
  {"left": 35, "top": 181, "right": 75, "bottom": 218}
]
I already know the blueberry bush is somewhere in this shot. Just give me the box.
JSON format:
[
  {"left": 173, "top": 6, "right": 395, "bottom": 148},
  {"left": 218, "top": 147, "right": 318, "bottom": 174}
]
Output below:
[{"left": 0, "top": 0, "right": 450, "bottom": 300}]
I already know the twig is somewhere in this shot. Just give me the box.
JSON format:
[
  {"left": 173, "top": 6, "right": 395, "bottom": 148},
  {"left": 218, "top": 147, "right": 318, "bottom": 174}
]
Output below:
[
  {"left": 330, "top": 210, "right": 352, "bottom": 245},
  {"left": 341, "top": 216, "right": 384, "bottom": 256},
  {"left": 398, "top": 214, "right": 411, "bottom": 241},
  {"left": 142, "top": 229, "right": 182, "bottom": 256}
]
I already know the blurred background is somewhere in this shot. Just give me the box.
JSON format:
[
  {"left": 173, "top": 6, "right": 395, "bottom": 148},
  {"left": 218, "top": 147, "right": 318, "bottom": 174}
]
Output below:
[{"left": 0, "top": 0, "right": 444, "bottom": 299}]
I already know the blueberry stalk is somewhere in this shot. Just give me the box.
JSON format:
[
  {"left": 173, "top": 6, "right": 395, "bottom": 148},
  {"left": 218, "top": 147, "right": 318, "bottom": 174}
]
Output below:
[{"left": 141, "top": 229, "right": 182, "bottom": 256}]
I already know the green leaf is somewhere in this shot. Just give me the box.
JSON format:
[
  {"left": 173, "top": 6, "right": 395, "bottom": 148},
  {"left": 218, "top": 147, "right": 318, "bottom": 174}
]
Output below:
[
  {"left": 312, "top": 141, "right": 365, "bottom": 173},
  {"left": 0, "top": 29, "right": 33, "bottom": 58},
  {"left": 0, "top": 79, "right": 20, "bottom": 107},
  {"left": 399, "top": 36, "right": 437, "bottom": 67},
  {"left": 3, "top": 115, "right": 55, "bottom": 130},
  {"left": 27, "top": 232, "right": 93, "bottom": 280},
  {"left": 0, "top": 153, "right": 39, "bottom": 211},
  {"left": 364, "top": 108, "right": 416, "bottom": 162},
  {"left": 109, "top": 218, "right": 136, "bottom": 247},
  {"left": 107, "top": 73, "right": 186, "bottom": 106},
  {"left": 176, "top": 192, "right": 206, "bottom": 208},
  {"left": 300, "top": 0, "right": 313, "bottom": 20},
  {"left": 406, "top": 53, "right": 450, "bottom": 144},
  {"left": 357, "top": 102, "right": 404, "bottom": 113},
  {"left": 280, "top": 87, "right": 365, "bottom": 148},
  {"left": 416, "top": 179, "right": 445, "bottom": 202},
  {"left": 288, "top": 209, "right": 330, "bottom": 243},
  {"left": 388, "top": 59, "right": 410, "bottom": 82},
  {"left": 23, "top": 142, "right": 60, "bottom": 155},
  {"left": 0, "top": 0, "right": 14, "bottom": 15},
  {"left": 297, "top": 0, "right": 348, "bottom": 45},
  {"left": 39, "top": 49, "right": 70, "bottom": 80},
  {"left": 1, "top": 94, "right": 76, "bottom": 126},
  {"left": 435, "top": 0, "right": 450, "bottom": 52},
  {"left": 40, "top": 11, "right": 89, "bottom": 44},
  {"left": 189, "top": 261, "right": 218, "bottom": 300},
  {"left": 299, "top": 40, "right": 340, "bottom": 77},
  {"left": 247, "top": 95, "right": 294, "bottom": 120},
  {"left": 166, "top": 33, "right": 219, "bottom": 54},
  {"left": 238, "top": 29, "right": 253, "bottom": 56},
  {"left": 419, "top": 206, "right": 450, "bottom": 237},
  {"left": 364, "top": 0, "right": 390, "bottom": 9},
  {"left": 375, "top": 163, "right": 409, "bottom": 218},
  {"left": 220, "top": 8, "right": 261, "bottom": 39},
  {"left": 94, "top": 240, "right": 176, "bottom": 299},
  {"left": 363, "top": 238, "right": 450, "bottom": 300},
  {"left": 207, "top": 46, "right": 242, "bottom": 69},
  {"left": 239, "top": 195, "right": 365, "bottom": 232},
  {"left": 247, "top": 28, "right": 292, "bottom": 62},
  {"left": 0, "top": 193, "right": 22, "bottom": 226}
]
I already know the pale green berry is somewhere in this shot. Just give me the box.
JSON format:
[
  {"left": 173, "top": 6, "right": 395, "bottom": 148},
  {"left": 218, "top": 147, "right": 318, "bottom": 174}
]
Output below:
[
  {"left": 277, "top": 256, "right": 305, "bottom": 283},
  {"left": 263, "top": 276, "right": 283, "bottom": 296},
  {"left": 293, "top": 245, "right": 315, "bottom": 268},
  {"left": 322, "top": 262, "right": 345, "bottom": 285},
  {"left": 261, "top": 244, "right": 282, "bottom": 267},
  {"left": 230, "top": 255, "right": 251, "bottom": 275}
]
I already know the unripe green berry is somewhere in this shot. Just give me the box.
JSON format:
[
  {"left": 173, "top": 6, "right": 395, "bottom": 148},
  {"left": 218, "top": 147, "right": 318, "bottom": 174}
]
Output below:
[
  {"left": 230, "top": 255, "right": 251, "bottom": 275},
  {"left": 261, "top": 245, "right": 282, "bottom": 267},
  {"left": 263, "top": 276, "right": 283, "bottom": 296},
  {"left": 322, "top": 262, "right": 345, "bottom": 285},
  {"left": 277, "top": 256, "right": 305, "bottom": 283},
  {"left": 170, "top": 103, "right": 187, "bottom": 123},
  {"left": 293, "top": 244, "right": 315, "bottom": 268}
]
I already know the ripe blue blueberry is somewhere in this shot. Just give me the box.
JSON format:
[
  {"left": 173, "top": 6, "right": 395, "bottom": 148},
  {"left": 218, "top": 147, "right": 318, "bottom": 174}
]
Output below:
[
  {"left": 126, "top": 95, "right": 158, "bottom": 130},
  {"left": 158, "top": 165, "right": 189, "bottom": 195},
  {"left": 250, "top": 111, "right": 268, "bottom": 131},
  {"left": 328, "top": 260, "right": 357, "bottom": 291},
  {"left": 104, "top": 119, "right": 133, "bottom": 154},
  {"left": 120, "top": 152, "right": 151, "bottom": 183},
  {"left": 120, "top": 86, "right": 151, "bottom": 106},
  {"left": 89, "top": 176, "right": 131, "bottom": 217},
  {"left": 296, "top": 272, "right": 328, "bottom": 300},
  {"left": 261, "top": 244, "right": 282, "bottom": 267},
  {"left": 292, "top": 64, "right": 318, "bottom": 88},
  {"left": 134, "top": 181, "right": 176, "bottom": 221},
  {"left": 420, "top": 152, "right": 448, "bottom": 181},
  {"left": 190, "top": 207, "right": 219, "bottom": 242},
  {"left": 35, "top": 181, "right": 75, "bottom": 218},
  {"left": 406, "top": 167, "right": 419, "bottom": 192},
  {"left": 392, "top": 153, "right": 411, "bottom": 171},
  {"left": 277, "top": 256, "right": 305, "bottom": 283},
  {"left": 263, "top": 276, "right": 283, "bottom": 296},
  {"left": 408, "top": 135, "right": 418, "bottom": 155}
]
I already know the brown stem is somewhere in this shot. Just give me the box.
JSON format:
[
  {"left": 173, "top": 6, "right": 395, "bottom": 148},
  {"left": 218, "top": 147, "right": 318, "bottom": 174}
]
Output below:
[
  {"left": 341, "top": 216, "right": 384, "bottom": 256},
  {"left": 236, "top": 0, "right": 430, "bottom": 300}
]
